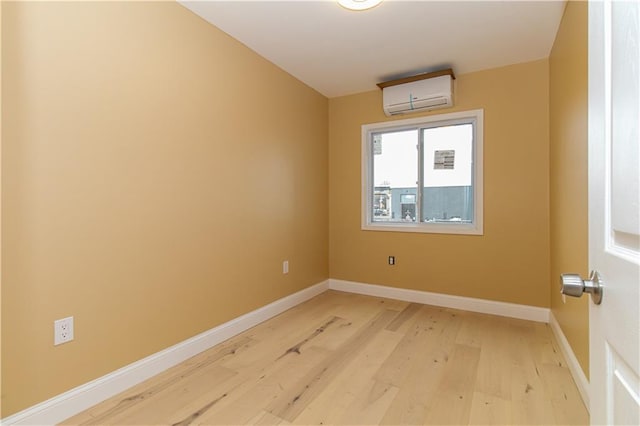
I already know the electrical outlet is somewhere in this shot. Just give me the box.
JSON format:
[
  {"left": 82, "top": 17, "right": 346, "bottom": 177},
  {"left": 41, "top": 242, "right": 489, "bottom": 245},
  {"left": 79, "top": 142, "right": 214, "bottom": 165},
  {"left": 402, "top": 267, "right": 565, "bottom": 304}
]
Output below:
[
  {"left": 54, "top": 316, "right": 74, "bottom": 346},
  {"left": 283, "top": 260, "right": 289, "bottom": 274},
  {"left": 388, "top": 256, "right": 395, "bottom": 265}
]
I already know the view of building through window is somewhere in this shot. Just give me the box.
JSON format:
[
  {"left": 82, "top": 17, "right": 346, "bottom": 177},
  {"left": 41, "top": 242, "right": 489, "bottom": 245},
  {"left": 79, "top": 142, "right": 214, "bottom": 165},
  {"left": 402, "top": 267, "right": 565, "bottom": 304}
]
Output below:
[{"left": 372, "top": 123, "right": 473, "bottom": 223}]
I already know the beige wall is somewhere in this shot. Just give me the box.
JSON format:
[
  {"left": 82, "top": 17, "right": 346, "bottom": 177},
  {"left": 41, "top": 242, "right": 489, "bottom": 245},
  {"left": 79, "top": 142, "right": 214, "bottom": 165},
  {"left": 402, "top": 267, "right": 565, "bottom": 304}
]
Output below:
[
  {"left": 1, "top": 0, "right": 591, "bottom": 418},
  {"left": 1, "top": 1, "right": 328, "bottom": 416},
  {"left": 329, "top": 60, "right": 550, "bottom": 307},
  {"left": 549, "top": 1, "right": 589, "bottom": 377}
]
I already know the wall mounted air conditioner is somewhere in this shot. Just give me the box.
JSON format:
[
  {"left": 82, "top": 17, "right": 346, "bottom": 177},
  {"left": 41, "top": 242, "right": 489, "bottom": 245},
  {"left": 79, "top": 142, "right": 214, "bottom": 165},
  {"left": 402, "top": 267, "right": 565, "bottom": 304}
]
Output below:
[{"left": 378, "top": 69, "right": 455, "bottom": 116}]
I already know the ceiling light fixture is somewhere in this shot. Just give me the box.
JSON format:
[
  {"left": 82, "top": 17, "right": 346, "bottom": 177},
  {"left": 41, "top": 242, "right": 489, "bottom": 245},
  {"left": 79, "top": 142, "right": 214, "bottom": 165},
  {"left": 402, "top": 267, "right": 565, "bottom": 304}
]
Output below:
[{"left": 338, "top": 0, "right": 383, "bottom": 11}]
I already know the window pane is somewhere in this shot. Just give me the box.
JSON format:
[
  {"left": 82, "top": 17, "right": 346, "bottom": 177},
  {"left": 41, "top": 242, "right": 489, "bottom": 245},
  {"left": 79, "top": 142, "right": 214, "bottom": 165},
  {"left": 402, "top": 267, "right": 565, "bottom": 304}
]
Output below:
[
  {"left": 421, "top": 124, "right": 473, "bottom": 223},
  {"left": 373, "top": 129, "right": 418, "bottom": 222}
]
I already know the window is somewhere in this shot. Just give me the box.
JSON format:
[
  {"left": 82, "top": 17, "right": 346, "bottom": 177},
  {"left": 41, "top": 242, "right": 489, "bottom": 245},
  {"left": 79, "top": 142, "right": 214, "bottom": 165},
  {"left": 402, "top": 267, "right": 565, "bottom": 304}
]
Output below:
[{"left": 362, "top": 109, "right": 483, "bottom": 234}]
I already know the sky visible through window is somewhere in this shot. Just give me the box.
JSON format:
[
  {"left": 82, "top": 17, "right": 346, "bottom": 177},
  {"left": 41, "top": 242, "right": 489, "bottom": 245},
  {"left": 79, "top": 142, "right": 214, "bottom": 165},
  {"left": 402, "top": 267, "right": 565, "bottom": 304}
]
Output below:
[
  {"left": 373, "top": 129, "right": 417, "bottom": 188},
  {"left": 373, "top": 124, "right": 472, "bottom": 188}
]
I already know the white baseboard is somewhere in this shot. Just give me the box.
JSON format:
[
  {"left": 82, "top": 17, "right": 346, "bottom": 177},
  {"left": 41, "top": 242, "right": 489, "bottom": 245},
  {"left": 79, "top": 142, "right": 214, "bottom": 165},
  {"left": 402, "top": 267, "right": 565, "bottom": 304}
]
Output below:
[
  {"left": 329, "top": 279, "right": 550, "bottom": 323},
  {"left": 1, "top": 280, "right": 330, "bottom": 426},
  {"left": 549, "top": 311, "right": 590, "bottom": 412}
]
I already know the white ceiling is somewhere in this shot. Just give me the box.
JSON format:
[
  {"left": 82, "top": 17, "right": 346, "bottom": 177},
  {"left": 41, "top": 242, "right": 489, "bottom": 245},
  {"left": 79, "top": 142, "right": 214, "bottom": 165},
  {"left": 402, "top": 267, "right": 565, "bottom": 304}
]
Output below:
[{"left": 179, "top": 0, "right": 566, "bottom": 98}]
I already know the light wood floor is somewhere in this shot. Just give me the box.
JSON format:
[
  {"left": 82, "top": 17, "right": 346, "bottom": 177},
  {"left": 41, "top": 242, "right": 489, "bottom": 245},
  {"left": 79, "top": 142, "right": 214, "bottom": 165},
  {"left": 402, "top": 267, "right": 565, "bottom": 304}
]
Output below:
[{"left": 63, "top": 290, "right": 589, "bottom": 425}]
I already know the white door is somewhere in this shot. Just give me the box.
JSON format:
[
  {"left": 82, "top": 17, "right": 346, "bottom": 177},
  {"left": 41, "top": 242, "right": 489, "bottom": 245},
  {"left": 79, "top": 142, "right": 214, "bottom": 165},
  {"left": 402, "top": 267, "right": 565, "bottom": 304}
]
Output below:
[{"left": 588, "top": 0, "right": 640, "bottom": 424}]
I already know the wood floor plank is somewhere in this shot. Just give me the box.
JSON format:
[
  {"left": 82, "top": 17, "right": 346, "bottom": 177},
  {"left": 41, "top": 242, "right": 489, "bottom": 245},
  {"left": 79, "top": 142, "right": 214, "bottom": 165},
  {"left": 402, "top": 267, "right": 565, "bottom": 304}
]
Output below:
[
  {"left": 530, "top": 322, "right": 565, "bottom": 367},
  {"left": 198, "top": 305, "right": 384, "bottom": 424},
  {"left": 61, "top": 291, "right": 589, "bottom": 426},
  {"left": 378, "top": 321, "right": 454, "bottom": 425},
  {"left": 265, "top": 309, "right": 400, "bottom": 422},
  {"left": 473, "top": 316, "right": 516, "bottom": 400},
  {"left": 221, "top": 295, "right": 348, "bottom": 369},
  {"left": 63, "top": 335, "right": 253, "bottom": 425},
  {"left": 508, "top": 330, "right": 557, "bottom": 425},
  {"left": 540, "top": 363, "right": 590, "bottom": 425},
  {"left": 374, "top": 305, "right": 457, "bottom": 388},
  {"left": 184, "top": 303, "right": 383, "bottom": 424},
  {"left": 385, "top": 302, "right": 422, "bottom": 332},
  {"left": 454, "top": 311, "right": 489, "bottom": 348},
  {"left": 423, "top": 343, "right": 481, "bottom": 425},
  {"left": 245, "top": 410, "right": 290, "bottom": 425},
  {"left": 290, "top": 329, "right": 403, "bottom": 425},
  {"left": 468, "top": 391, "right": 512, "bottom": 425},
  {"left": 113, "top": 365, "right": 236, "bottom": 426},
  {"left": 338, "top": 379, "right": 400, "bottom": 425},
  {"left": 220, "top": 320, "right": 335, "bottom": 371},
  {"left": 378, "top": 306, "right": 466, "bottom": 425},
  {"left": 195, "top": 346, "right": 332, "bottom": 425}
]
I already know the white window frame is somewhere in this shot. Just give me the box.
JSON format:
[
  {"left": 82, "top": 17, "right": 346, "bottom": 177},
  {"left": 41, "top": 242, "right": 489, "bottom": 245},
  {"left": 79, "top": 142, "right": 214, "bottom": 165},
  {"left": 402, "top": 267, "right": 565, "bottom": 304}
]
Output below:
[{"left": 361, "top": 109, "right": 484, "bottom": 235}]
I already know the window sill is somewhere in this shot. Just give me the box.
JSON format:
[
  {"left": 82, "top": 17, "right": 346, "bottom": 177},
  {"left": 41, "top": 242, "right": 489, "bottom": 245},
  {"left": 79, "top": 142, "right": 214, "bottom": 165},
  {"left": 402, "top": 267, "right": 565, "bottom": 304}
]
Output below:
[{"left": 361, "top": 222, "right": 483, "bottom": 235}]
